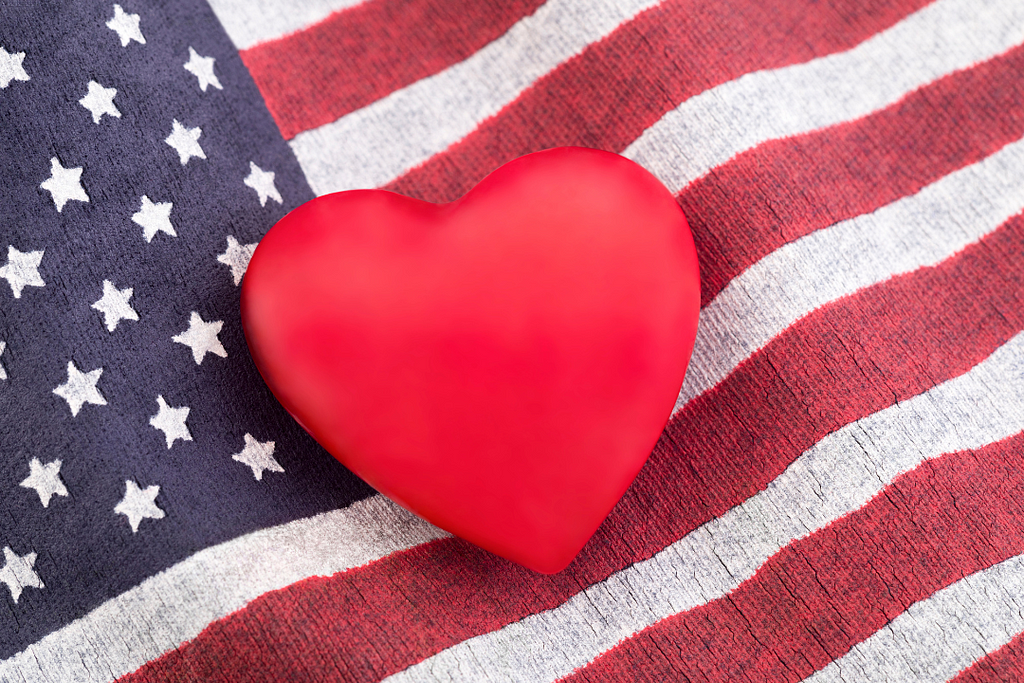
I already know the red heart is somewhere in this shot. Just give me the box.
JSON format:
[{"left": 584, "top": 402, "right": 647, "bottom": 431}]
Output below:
[{"left": 241, "top": 148, "right": 699, "bottom": 573}]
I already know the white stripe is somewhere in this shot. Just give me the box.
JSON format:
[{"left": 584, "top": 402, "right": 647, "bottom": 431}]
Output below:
[
  {"left": 673, "top": 128, "right": 1024, "bottom": 414},
  {"left": 0, "top": 495, "right": 446, "bottom": 683},
  {"left": 807, "top": 554, "right": 1024, "bottom": 683},
  {"left": 289, "top": 0, "right": 662, "bottom": 196},
  {"left": 384, "top": 332, "right": 1024, "bottom": 683},
  {"left": 624, "top": 0, "right": 1024, "bottom": 194},
  {"left": 207, "top": 0, "right": 366, "bottom": 50}
]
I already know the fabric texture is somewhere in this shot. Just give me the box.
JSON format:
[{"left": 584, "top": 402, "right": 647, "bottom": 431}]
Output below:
[{"left": 1, "top": 0, "right": 1023, "bottom": 680}]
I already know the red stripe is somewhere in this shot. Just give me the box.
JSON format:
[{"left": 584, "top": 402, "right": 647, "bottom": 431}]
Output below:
[
  {"left": 950, "top": 632, "right": 1024, "bottom": 682},
  {"left": 383, "top": 0, "right": 932, "bottom": 203},
  {"left": 685, "top": 40, "right": 1024, "bottom": 305},
  {"left": 120, "top": 208, "right": 1024, "bottom": 682},
  {"left": 241, "top": 0, "right": 547, "bottom": 140},
  {"left": 561, "top": 431, "right": 1024, "bottom": 683}
]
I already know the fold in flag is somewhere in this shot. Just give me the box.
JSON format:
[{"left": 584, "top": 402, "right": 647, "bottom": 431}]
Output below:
[{"left": 2, "top": 0, "right": 1024, "bottom": 681}]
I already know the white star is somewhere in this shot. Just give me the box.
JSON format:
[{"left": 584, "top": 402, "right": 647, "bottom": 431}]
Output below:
[
  {"left": 0, "top": 341, "right": 6, "bottom": 380},
  {"left": 0, "top": 246, "right": 44, "bottom": 299},
  {"left": 232, "top": 434, "right": 283, "bottom": 481},
  {"left": 79, "top": 80, "right": 120, "bottom": 124},
  {"left": 184, "top": 47, "right": 222, "bottom": 92},
  {"left": 0, "top": 47, "right": 29, "bottom": 88},
  {"left": 92, "top": 280, "right": 139, "bottom": 331},
  {"left": 53, "top": 361, "right": 106, "bottom": 417},
  {"left": 217, "top": 235, "right": 257, "bottom": 286},
  {"left": 149, "top": 395, "right": 191, "bottom": 449},
  {"left": 243, "top": 162, "right": 282, "bottom": 207},
  {"left": 132, "top": 195, "right": 175, "bottom": 242},
  {"left": 0, "top": 547, "right": 43, "bottom": 603},
  {"left": 41, "top": 157, "right": 88, "bottom": 212},
  {"left": 114, "top": 480, "right": 164, "bottom": 532},
  {"left": 106, "top": 4, "right": 145, "bottom": 47},
  {"left": 172, "top": 311, "right": 226, "bottom": 365},
  {"left": 165, "top": 119, "right": 205, "bottom": 165},
  {"left": 20, "top": 458, "right": 68, "bottom": 508}
]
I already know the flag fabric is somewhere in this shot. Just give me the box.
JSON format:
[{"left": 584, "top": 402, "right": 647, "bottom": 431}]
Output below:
[{"left": 2, "top": 0, "right": 1024, "bottom": 680}]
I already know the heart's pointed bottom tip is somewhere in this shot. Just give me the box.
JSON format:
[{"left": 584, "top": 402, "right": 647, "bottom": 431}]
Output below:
[{"left": 497, "top": 538, "right": 588, "bottom": 575}]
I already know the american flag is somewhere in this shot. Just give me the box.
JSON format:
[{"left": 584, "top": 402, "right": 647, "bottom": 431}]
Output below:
[{"left": 2, "top": 0, "right": 1024, "bottom": 680}]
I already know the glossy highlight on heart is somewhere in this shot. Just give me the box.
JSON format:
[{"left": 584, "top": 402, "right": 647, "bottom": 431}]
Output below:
[{"left": 241, "top": 147, "right": 699, "bottom": 573}]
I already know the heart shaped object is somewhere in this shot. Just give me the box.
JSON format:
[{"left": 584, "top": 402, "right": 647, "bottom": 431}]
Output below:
[{"left": 241, "top": 147, "right": 699, "bottom": 573}]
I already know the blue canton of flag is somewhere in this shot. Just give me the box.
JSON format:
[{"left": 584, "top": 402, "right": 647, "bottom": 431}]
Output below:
[{"left": 0, "top": 0, "right": 373, "bottom": 658}]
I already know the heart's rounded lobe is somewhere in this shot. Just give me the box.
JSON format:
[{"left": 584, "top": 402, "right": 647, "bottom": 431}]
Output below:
[{"left": 241, "top": 147, "right": 699, "bottom": 573}]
